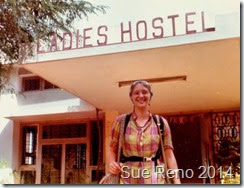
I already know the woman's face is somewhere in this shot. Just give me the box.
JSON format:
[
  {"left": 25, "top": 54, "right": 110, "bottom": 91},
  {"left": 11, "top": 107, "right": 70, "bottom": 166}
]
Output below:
[{"left": 130, "top": 83, "right": 151, "bottom": 108}]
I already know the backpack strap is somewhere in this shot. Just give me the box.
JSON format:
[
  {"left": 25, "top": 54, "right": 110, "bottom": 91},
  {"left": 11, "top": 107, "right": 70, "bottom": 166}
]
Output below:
[
  {"left": 124, "top": 113, "right": 132, "bottom": 133},
  {"left": 152, "top": 114, "right": 164, "bottom": 138}
]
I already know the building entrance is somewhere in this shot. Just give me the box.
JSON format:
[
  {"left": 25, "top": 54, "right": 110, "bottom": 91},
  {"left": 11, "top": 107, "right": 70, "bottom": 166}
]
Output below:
[{"left": 167, "top": 115, "right": 202, "bottom": 183}]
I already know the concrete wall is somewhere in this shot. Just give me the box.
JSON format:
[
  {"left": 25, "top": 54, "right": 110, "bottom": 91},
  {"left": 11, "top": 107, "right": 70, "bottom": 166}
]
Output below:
[
  {"left": 0, "top": 68, "right": 96, "bottom": 174},
  {"left": 0, "top": 69, "right": 19, "bottom": 169}
]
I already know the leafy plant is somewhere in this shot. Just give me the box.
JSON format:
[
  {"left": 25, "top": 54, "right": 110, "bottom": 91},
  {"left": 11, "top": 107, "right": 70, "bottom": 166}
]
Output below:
[
  {"left": 0, "top": 0, "right": 107, "bottom": 92},
  {"left": 0, "top": 160, "right": 20, "bottom": 184},
  {"left": 215, "top": 138, "right": 240, "bottom": 184},
  {"left": 0, "top": 160, "right": 8, "bottom": 168}
]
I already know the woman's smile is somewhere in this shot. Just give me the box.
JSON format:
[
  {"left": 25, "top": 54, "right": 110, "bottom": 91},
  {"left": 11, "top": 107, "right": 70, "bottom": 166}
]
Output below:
[{"left": 131, "top": 84, "right": 151, "bottom": 108}]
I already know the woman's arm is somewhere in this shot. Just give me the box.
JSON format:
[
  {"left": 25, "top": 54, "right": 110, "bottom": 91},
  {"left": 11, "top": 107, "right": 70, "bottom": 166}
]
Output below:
[
  {"left": 108, "top": 146, "right": 121, "bottom": 174},
  {"left": 162, "top": 117, "right": 181, "bottom": 184},
  {"left": 165, "top": 149, "right": 181, "bottom": 184}
]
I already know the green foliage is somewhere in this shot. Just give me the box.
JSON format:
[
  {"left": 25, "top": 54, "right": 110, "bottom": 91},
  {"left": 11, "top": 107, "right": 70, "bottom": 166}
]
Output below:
[
  {"left": 0, "top": 0, "right": 106, "bottom": 62},
  {"left": 221, "top": 171, "right": 240, "bottom": 184},
  {"left": 0, "top": 63, "right": 15, "bottom": 93},
  {"left": 215, "top": 138, "right": 240, "bottom": 173},
  {"left": 215, "top": 138, "right": 240, "bottom": 184},
  {"left": 0, "top": 160, "right": 8, "bottom": 168},
  {"left": 0, "top": 0, "right": 107, "bottom": 92},
  {"left": 0, "top": 160, "right": 20, "bottom": 184}
]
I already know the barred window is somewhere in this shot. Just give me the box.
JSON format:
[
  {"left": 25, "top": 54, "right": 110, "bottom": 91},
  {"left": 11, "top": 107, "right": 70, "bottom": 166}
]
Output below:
[
  {"left": 44, "top": 80, "right": 59, "bottom": 89},
  {"left": 42, "top": 123, "right": 87, "bottom": 139},
  {"left": 20, "top": 171, "right": 36, "bottom": 184},
  {"left": 22, "top": 126, "right": 37, "bottom": 165},
  {"left": 22, "top": 76, "right": 59, "bottom": 91},
  {"left": 23, "top": 77, "right": 41, "bottom": 91}
]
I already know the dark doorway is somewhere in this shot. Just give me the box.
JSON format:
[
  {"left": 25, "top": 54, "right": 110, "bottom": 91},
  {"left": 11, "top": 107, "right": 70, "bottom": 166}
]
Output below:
[{"left": 166, "top": 115, "right": 202, "bottom": 184}]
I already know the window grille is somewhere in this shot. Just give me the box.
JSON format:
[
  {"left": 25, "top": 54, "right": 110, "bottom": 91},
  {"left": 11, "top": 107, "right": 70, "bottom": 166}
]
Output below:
[
  {"left": 42, "top": 123, "right": 87, "bottom": 139},
  {"left": 211, "top": 111, "right": 240, "bottom": 182},
  {"left": 44, "top": 80, "right": 59, "bottom": 89},
  {"left": 22, "top": 127, "right": 37, "bottom": 165},
  {"left": 211, "top": 111, "right": 240, "bottom": 155},
  {"left": 20, "top": 171, "right": 36, "bottom": 184},
  {"left": 22, "top": 76, "right": 59, "bottom": 91},
  {"left": 90, "top": 120, "right": 103, "bottom": 166},
  {"left": 65, "top": 144, "right": 87, "bottom": 184},
  {"left": 22, "top": 77, "right": 40, "bottom": 91},
  {"left": 41, "top": 145, "right": 62, "bottom": 184}
]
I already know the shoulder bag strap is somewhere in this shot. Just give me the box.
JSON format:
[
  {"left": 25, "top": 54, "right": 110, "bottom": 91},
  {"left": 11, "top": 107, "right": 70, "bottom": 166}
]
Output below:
[{"left": 155, "top": 114, "right": 171, "bottom": 184}]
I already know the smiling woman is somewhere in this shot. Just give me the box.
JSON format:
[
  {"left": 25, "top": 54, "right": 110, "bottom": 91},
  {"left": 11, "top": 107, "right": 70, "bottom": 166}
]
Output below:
[
  {"left": 129, "top": 80, "right": 153, "bottom": 110},
  {"left": 107, "top": 80, "right": 181, "bottom": 184}
]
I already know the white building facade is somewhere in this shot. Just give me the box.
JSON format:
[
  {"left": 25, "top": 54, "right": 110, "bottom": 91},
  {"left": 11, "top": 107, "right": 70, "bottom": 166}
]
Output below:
[{"left": 0, "top": 0, "right": 240, "bottom": 184}]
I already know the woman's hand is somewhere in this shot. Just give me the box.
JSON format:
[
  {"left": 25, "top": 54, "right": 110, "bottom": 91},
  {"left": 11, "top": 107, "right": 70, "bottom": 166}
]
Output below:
[{"left": 109, "top": 161, "right": 121, "bottom": 175}]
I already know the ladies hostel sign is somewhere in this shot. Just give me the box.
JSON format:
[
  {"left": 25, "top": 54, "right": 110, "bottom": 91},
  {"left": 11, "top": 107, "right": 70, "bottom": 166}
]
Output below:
[{"left": 37, "top": 11, "right": 215, "bottom": 54}]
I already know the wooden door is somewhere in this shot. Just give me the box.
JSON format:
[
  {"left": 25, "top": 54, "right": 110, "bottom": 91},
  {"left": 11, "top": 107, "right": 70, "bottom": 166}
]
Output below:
[{"left": 167, "top": 115, "right": 202, "bottom": 184}]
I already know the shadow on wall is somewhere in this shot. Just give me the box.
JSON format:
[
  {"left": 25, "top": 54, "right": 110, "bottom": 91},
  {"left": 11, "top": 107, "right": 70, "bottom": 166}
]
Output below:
[{"left": 0, "top": 119, "right": 13, "bottom": 168}]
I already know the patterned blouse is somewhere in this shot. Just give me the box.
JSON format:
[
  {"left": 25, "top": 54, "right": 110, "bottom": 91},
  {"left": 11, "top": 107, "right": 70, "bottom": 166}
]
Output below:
[{"left": 110, "top": 112, "right": 174, "bottom": 184}]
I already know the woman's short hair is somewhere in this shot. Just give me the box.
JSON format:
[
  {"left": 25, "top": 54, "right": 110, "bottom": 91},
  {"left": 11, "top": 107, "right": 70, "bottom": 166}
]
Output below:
[{"left": 129, "top": 80, "right": 153, "bottom": 97}]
